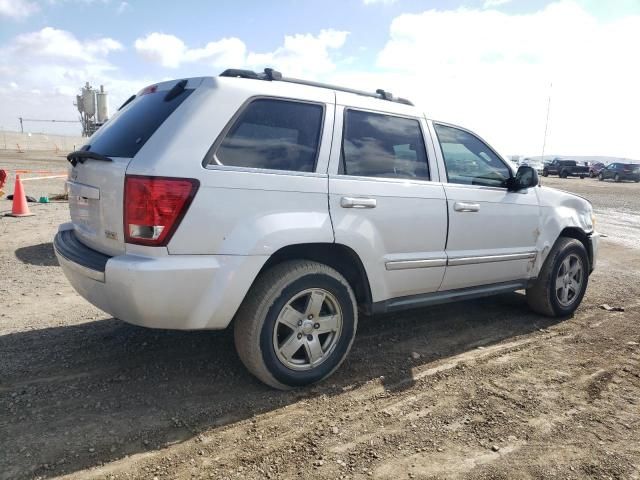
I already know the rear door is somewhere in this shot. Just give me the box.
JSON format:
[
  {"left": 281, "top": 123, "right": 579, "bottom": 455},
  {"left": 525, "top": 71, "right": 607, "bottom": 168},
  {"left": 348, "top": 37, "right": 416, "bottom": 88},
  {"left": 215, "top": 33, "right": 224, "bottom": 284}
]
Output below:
[
  {"left": 431, "top": 122, "right": 540, "bottom": 291},
  {"left": 328, "top": 96, "right": 447, "bottom": 302},
  {"left": 67, "top": 79, "right": 201, "bottom": 256}
]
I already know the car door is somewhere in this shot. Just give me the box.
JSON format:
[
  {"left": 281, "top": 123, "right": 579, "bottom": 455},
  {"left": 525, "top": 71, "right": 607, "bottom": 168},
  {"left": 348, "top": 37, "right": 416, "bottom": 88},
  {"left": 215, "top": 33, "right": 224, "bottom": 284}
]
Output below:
[
  {"left": 603, "top": 163, "right": 615, "bottom": 179},
  {"left": 328, "top": 97, "right": 447, "bottom": 303},
  {"left": 430, "top": 121, "right": 540, "bottom": 291}
]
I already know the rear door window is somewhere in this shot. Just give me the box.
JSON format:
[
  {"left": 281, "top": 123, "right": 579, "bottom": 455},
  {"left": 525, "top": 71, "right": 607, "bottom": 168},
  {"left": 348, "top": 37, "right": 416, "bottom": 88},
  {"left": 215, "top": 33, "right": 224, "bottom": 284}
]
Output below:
[
  {"left": 211, "top": 98, "right": 324, "bottom": 172},
  {"left": 86, "top": 87, "right": 193, "bottom": 158},
  {"left": 340, "top": 109, "right": 429, "bottom": 180}
]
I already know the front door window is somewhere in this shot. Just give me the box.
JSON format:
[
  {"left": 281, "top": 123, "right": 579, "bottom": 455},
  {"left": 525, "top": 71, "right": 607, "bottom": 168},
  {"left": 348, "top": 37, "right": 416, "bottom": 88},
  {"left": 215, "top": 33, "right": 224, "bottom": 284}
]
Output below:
[{"left": 434, "top": 123, "right": 510, "bottom": 188}]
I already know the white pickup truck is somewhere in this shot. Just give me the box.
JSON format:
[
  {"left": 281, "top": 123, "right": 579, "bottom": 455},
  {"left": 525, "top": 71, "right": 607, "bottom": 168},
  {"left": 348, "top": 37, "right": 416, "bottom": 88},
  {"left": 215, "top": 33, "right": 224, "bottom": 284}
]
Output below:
[{"left": 55, "top": 69, "right": 599, "bottom": 389}]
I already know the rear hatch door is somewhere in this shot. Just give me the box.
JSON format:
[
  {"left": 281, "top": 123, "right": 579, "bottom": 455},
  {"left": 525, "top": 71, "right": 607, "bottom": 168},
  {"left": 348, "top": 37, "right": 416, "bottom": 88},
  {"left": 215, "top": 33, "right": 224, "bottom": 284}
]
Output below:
[{"left": 67, "top": 79, "right": 197, "bottom": 256}]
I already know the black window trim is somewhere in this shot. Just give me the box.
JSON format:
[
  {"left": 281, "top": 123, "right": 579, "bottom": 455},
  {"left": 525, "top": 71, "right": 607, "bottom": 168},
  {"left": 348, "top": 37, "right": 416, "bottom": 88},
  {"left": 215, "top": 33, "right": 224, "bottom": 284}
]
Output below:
[
  {"left": 337, "top": 106, "right": 432, "bottom": 183},
  {"left": 433, "top": 121, "right": 513, "bottom": 190},
  {"left": 202, "top": 95, "right": 327, "bottom": 176}
]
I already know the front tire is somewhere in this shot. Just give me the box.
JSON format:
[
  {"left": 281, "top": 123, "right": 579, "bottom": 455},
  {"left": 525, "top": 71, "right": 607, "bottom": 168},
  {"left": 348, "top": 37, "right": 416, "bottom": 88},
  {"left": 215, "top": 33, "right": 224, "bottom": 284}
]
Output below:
[
  {"left": 526, "top": 238, "right": 589, "bottom": 317},
  {"left": 234, "top": 260, "right": 357, "bottom": 389},
  {"left": 599, "top": 173, "right": 604, "bottom": 181},
  {"left": 614, "top": 173, "right": 621, "bottom": 183},
  {"left": 560, "top": 170, "right": 568, "bottom": 178},
  {"left": 542, "top": 170, "right": 549, "bottom": 177}
]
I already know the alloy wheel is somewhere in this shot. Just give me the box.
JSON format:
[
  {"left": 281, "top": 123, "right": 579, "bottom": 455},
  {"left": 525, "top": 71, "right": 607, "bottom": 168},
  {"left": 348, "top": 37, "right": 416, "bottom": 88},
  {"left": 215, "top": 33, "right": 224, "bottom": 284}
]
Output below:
[
  {"left": 272, "top": 288, "right": 343, "bottom": 371},
  {"left": 555, "top": 253, "right": 584, "bottom": 307}
]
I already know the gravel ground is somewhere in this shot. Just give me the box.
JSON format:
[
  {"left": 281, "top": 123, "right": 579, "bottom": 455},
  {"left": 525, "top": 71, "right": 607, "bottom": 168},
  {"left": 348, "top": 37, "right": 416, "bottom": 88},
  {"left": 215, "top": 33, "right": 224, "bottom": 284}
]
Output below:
[{"left": 1, "top": 153, "right": 639, "bottom": 479}]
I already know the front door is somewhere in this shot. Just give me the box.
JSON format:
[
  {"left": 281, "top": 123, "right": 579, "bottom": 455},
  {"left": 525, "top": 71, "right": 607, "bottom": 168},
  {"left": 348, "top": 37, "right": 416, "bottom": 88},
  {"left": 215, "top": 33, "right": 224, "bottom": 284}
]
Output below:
[
  {"left": 430, "top": 121, "right": 540, "bottom": 291},
  {"left": 328, "top": 101, "right": 448, "bottom": 303}
]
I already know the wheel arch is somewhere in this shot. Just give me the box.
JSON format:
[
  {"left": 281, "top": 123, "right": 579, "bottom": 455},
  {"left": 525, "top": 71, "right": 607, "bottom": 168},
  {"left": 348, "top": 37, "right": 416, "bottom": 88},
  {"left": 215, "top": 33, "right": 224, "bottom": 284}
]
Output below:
[
  {"left": 256, "top": 243, "right": 374, "bottom": 313},
  {"left": 559, "top": 227, "right": 593, "bottom": 271}
]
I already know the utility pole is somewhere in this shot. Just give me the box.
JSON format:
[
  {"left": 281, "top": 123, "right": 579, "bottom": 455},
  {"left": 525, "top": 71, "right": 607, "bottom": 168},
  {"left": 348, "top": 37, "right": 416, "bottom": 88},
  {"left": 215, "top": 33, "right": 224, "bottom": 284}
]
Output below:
[{"left": 541, "top": 83, "right": 552, "bottom": 162}]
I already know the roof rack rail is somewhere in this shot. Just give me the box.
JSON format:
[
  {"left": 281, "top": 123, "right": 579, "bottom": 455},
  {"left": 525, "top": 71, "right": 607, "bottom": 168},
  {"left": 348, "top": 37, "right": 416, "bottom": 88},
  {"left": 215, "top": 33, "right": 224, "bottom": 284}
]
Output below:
[{"left": 219, "top": 68, "right": 414, "bottom": 106}]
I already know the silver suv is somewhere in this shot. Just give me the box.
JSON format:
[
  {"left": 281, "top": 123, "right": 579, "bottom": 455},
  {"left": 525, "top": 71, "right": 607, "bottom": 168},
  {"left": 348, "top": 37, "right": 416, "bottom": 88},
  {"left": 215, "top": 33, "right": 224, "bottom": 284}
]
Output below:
[{"left": 55, "top": 68, "right": 599, "bottom": 389}]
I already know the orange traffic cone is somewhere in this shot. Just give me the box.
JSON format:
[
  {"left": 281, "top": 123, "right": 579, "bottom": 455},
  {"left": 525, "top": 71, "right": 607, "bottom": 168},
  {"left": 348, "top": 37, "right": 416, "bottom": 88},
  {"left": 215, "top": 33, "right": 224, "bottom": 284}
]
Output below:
[{"left": 8, "top": 174, "right": 34, "bottom": 217}]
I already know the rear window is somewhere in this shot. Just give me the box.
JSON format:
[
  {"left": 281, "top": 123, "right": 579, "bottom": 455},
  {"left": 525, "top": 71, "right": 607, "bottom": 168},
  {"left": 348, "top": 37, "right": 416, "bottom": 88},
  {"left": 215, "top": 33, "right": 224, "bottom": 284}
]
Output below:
[
  {"left": 85, "top": 88, "right": 193, "bottom": 158},
  {"left": 210, "top": 98, "right": 324, "bottom": 172}
]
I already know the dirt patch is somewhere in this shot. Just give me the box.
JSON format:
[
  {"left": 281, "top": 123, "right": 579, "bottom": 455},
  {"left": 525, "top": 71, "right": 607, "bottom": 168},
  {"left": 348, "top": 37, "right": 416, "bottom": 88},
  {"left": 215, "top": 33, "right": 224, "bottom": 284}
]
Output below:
[{"left": 1, "top": 168, "right": 640, "bottom": 479}]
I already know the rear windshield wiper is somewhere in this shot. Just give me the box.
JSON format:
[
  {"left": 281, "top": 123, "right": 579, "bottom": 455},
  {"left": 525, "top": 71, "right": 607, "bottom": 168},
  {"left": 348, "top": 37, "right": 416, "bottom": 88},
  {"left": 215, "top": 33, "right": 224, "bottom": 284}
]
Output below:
[{"left": 67, "top": 150, "right": 113, "bottom": 167}]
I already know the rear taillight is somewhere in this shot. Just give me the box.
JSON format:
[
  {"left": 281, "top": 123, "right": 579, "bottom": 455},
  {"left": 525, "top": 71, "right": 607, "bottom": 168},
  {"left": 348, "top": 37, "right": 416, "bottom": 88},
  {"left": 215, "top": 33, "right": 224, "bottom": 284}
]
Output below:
[{"left": 124, "top": 175, "right": 199, "bottom": 246}]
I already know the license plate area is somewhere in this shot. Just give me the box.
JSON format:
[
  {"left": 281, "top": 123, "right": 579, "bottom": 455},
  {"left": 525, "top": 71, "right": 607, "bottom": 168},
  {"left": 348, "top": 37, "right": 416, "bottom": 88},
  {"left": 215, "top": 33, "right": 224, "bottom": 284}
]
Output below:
[{"left": 68, "top": 182, "right": 101, "bottom": 238}]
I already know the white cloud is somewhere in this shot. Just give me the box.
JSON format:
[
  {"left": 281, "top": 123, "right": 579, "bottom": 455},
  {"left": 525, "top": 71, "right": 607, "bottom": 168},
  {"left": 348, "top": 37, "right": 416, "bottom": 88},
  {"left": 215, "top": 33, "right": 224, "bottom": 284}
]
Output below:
[
  {"left": 134, "top": 33, "right": 186, "bottom": 68},
  {"left": 0, "top": 0, "right": 39, "bottom": 19},
  {"left": 0, "top": 27, "right": 137, "bottom": 135},
  {"left": 246, "top": 30, "right": 349, "bottom": 77},
  {"left": 483, "top": 0, "right": 511, "bottom": 8},
  {"left": 134, "top": 33, "right": 247, "bottom": 69},
  {"left": 185, "top": 38, "right": 247, "bottom": 67},
  {"left": 116, "top": 1, "right": 129, "bottom": 14},
  {"left": 9, "top": 27, "right": 122, "bottom": 62},
  {"left": 362, "top": 0, "right": 640, "bottom": 159},
  {"left": 134, "top": 29, "right": 349, "bottom": 77}
]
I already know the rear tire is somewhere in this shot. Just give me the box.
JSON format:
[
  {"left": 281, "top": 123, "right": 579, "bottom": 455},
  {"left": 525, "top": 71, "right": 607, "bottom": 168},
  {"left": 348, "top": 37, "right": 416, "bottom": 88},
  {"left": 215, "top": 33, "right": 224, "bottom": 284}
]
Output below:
[
  {"left": 615, "top": 173, "right": 621, "bottom": 183},
  {"left": 599, "top": 173, "right": 604, "bottom": 181},
  {"left": 526, "top": 238, "right": 589, "bottom": 317},
  {"left": 579, "top": 175, "right": 585, "bottom": 179},
  {"left": 542, "top": 170, "right": 549, "bottom": 177},
  {"left": 234, "top": 260, "right": 358, "bottom": 390}
]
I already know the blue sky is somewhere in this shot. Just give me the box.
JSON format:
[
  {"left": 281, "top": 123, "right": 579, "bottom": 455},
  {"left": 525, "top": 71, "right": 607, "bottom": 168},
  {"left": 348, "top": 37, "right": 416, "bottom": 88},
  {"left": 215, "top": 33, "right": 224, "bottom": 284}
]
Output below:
[
  {"left": 1, "top": 0, "right": 639, "bottom": 158},
  {"left": 1, "top": 0, "right": 556, "bottom": 78}
]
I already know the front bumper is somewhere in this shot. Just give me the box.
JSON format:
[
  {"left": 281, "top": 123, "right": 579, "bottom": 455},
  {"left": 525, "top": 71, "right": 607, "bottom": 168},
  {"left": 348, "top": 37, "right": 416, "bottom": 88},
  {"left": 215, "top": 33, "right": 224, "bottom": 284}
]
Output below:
[
  {"left": 588, "top": 231, "right": 600, "bottom": 273},
  {"left": 54, "top": 225, "right": 267, "bottom": 330}
]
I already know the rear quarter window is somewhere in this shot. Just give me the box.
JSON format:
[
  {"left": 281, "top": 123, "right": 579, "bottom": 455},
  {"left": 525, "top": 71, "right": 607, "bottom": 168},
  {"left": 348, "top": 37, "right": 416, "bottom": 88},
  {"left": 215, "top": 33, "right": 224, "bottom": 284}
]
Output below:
[
  {"left": 210, "top": 98, "right": 324, "bottom": 172},
  {"left": 85, "top": 88, "right": 193, "bottom": 158}
]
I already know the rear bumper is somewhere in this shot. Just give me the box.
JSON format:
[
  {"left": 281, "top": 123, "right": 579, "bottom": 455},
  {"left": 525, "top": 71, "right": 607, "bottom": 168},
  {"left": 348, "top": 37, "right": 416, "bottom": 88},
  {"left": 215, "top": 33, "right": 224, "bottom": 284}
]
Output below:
[{"left": 54, "top": 225, "right": 267, "bottom": 330}]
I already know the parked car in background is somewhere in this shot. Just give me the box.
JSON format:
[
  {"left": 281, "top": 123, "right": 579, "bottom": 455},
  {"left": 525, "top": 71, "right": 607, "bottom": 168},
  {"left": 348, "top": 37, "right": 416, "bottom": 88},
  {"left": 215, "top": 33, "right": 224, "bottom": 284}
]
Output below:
[
  {"left": 54, "top": 68, "right": 599, "bottom": 389},
  {"left": 542, "top": 159, "right": 589, "bottom": 179},
  {"left": 599, "top": 163, "right": 640, "bottom": 182},
  {"left": 521, "top": 158, "right": 544, "bottom": 174},
  {"left": 589, "top": 162, "right": 606, "bottom": 178}
]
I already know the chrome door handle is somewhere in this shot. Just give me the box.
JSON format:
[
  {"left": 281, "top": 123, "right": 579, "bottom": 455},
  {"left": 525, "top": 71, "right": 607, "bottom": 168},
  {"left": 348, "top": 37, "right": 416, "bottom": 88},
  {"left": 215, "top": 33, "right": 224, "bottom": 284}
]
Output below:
[
  {"left": 340, "top": 197, "right": 377, "bottom": 209},
  {"left": 453, "top": 202, "right": 480, "bottom": 212}
]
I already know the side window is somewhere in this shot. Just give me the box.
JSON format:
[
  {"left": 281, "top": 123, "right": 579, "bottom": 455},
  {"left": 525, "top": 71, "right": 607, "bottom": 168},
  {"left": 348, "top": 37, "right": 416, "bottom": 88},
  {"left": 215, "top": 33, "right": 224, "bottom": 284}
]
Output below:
[
  {"left": 341, "top": 110, "right": 429, "bottom": 180},
  {"left": 434, "top": 123, "right": 510, "bottom": 188},
  {"left": 212, "top": 98, "right": 324, "bottom": 172}
]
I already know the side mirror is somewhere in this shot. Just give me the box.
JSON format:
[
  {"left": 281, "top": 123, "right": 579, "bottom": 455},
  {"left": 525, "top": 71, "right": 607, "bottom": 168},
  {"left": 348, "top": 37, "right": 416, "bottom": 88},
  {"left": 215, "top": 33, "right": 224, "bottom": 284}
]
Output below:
[{"left": 508, "top": 165, "right": 539, "bottom": 191}]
